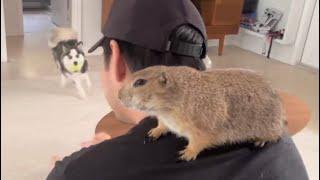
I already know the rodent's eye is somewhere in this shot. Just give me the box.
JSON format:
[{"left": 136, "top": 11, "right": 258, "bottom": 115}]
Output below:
[
  {"left": 68, "top": 55, "right": 72, "bottom": 59},
  {"left": 133, "top": 79, "right": 147, "bottom": 87}
]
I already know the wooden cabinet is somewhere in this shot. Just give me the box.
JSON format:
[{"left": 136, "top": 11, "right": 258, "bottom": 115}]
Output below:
[
  {"left": 101, "top": 0, "right": 244, "bottom": 56},
  {"left": 191, "top": 0, "right": 244, "bottom": 55}
]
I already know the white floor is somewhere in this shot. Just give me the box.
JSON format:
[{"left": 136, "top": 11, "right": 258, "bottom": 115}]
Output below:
[
  {"left": 1, "top": 10, "right": 319, "bottom": 180},
  {"left": 1, "top": 72, "right": 110, "bottom": 180},
  {"left": 23, "top": 9, "right": 55, "bottom": 34}
]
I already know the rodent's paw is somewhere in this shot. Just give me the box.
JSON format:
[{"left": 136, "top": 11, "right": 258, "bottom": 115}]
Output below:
[
  {"left": 147, "top": 127, "right": 164, "bottom": 141},
  {"left": 254, "top": 140, "right": 267, "bottom": 148},
  {"left": 144, "top": 129, "right": 161, "bottom": 143},
  {"left": 144, "top": 135, "right": 155, "bottom": 144},
  {"left": 178, "top": 147, "right": 198, "bottom": 161}
]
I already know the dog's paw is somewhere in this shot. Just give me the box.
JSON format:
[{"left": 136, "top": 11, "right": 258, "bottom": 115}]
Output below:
[
  {"left": 75, "top": 85, "right": 88, "bottom": 100},
  {"left": 60, "top": 76, "right": 67, "bottom": 87}
]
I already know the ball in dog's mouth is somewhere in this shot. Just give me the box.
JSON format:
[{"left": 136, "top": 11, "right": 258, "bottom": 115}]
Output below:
[{"left": 70, "top": 64, "right": 81, "bottom": 73}]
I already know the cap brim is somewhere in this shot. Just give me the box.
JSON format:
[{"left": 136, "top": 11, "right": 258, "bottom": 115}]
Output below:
[{"left": 87, "top": 37, "right": 106, "bottom": 53}]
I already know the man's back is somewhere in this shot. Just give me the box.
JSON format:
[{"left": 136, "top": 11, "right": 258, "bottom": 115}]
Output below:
[{"left": 48, "top": 117, "right": 308, "bottom": 180}]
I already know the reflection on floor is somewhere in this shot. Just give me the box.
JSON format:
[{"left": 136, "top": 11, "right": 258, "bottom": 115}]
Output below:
[{"left": 23, "top": 9, "right": 55, "bottom": 34}]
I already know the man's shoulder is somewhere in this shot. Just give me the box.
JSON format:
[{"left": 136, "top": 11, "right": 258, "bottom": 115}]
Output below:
[{"left": 64, "top": 118, "right": 308, "bottom": 180}]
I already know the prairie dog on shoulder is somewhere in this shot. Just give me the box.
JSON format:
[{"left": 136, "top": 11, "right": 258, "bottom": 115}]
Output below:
[{"left": 119, "top": 66, "right": 286, "bottom": 161}]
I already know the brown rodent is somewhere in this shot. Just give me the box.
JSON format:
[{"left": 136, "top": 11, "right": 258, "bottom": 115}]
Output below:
[{"left": 118, "top": 66, "right": 287, "bottom": 161}]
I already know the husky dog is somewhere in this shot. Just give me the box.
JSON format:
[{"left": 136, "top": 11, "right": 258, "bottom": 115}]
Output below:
[{"left": 49, "top": 28, "right": 91, "bottom": 99}]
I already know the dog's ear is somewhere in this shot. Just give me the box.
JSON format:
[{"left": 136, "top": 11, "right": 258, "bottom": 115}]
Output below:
[
  {"left": 61, "top": 44, "right": 68, "bottom": 53},
  {"left": 77, "top": 41, "right": 83, "bottom": 50}
]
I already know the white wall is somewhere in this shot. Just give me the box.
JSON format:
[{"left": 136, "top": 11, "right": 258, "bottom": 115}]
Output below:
[
  {"left": 289, "top": 0, "right": 319, "bottom": 66},
  {"left": 301, "top": 0, "right": 319, "bottom": 69},
  {"left": 227, "top": 0, "right": 320, "bottom": 65},
  {"left": 1, "top": 0, "right": 7, "bottom": 62},
  {"left": 256, "top": 0, "right": 292, "bottom": 30},
  {"left": 81, "top": 0, "right": 103, "bottom": 56},
  {"left": 3, "top": 0, "right": 24, "bottom": 36}
]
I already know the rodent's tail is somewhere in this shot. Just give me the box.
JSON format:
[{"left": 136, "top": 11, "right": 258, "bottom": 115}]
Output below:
[{"left": 48, "top": 27, "right": 78, "bottom": 48}]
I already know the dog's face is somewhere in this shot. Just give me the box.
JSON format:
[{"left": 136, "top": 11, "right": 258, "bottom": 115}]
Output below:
[{"left": 62, "top": 48, "right": 85, "bottom": 73}]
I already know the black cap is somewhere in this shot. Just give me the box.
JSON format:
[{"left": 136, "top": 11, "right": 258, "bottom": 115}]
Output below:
[{"left": 88, "top": 0, "right": 207, "bottom": 58}]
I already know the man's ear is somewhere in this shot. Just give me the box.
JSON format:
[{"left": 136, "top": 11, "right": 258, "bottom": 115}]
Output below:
[{"left": 109, "top": 40, "right": 127, "bottom": 82}]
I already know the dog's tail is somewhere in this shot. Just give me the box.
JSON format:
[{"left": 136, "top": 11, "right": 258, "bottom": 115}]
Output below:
[{"left": 48, "top": 27, "right": 78, "bottom": 48}]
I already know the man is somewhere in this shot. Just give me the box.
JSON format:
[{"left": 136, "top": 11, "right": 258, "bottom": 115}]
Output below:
[{"left": 47, "top": 0, "right": 308, "bottom": 179}]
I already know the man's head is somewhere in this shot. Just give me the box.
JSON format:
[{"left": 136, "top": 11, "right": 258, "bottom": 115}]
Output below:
[{"left": 89, "top": 0, "right": 208, "bottom": 123}]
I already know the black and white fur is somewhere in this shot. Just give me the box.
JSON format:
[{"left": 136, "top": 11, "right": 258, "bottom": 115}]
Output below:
[{"left": 49, "top": 28, "right": 91, "bottom": 99}]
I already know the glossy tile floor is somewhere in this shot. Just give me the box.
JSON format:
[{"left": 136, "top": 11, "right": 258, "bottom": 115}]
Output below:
[
  {"left": 1, "top": 10, "right": 319, "bottom": 180},
  {"left": 23, "top": 9, "right": 55, "bottom": 34}
]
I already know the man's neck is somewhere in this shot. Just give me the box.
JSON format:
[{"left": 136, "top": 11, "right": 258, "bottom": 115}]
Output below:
[{"left": 114, "top": 110, "right": 147, "bottom": 125}]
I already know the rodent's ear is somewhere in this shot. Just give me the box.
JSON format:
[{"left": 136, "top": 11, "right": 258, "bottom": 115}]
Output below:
[{"left": 159, "top": 72, "right": 168, "bottom": 86}]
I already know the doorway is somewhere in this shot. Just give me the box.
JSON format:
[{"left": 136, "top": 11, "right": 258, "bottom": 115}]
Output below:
[
  {"left": 2, "top": 0, "right": 81, "bottom": 79},
  {"left": 23, "top": 0, "right": 56, "bottom": 34}
]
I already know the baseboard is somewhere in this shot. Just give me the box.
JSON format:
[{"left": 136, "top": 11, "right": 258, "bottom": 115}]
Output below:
[{"left": 297, "top": 63, "right": 319, "bottom": 73}]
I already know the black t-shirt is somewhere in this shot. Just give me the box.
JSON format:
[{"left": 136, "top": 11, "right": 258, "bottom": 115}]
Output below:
[{"left": 47, "top": 117, "right": 308, "bottom": 180}]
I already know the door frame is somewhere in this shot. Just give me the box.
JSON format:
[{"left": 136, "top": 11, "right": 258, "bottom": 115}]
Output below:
[
  {"left": 292, "top": 0, "right": 318, "bottom": 65},
  {"left": 71, "top": 0, "right": 83, "bottom": 41},
  {"left": 300, "top": 0, "right": 319, "bottom": 68},
  {"left": 1, "top": 0, "right": 7, "bottom": 62}
]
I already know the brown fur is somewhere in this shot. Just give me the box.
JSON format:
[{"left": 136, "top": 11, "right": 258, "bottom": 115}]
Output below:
[{"left": 118, "top": 66, "right": 287, "bottom": 161}]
